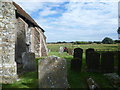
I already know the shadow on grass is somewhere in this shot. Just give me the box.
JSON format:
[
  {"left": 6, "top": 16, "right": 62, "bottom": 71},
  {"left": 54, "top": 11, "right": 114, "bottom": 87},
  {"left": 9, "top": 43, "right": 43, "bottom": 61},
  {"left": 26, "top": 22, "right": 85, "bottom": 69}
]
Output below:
[
  {"left": 67, "top": 61, "right": 114, "bottom": 88},
  {"left": 65, "top": 55, "right": 113, "bottom": 88}
]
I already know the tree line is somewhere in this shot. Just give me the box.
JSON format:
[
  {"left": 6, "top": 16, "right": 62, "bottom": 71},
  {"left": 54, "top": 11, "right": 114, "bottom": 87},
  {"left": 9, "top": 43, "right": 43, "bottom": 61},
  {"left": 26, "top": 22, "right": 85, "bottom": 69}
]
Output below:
[{"left": 47, "top": 37, "right": 120, "bottom": 44}]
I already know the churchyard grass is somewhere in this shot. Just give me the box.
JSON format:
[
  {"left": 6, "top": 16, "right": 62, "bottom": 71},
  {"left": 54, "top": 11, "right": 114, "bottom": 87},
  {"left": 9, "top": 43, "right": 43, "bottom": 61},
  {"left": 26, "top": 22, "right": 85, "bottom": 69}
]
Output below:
[
  {"left": 48, "top": 51, "right": 113, "bottom": 88},
  {"left": 2, "top": 71, "right": 38, "bottom": 88},
  {"left": 48, "top": 43, "right": 118, "bottom": 67},
  {"left": 47, "top": 43, "right": 118, "bottom": 88},
  {"left": 2, "top": 57, "right": 46, "bottom": 88},
  {"left": 2, "top": 43, "right": 118, "bottom": 88}
]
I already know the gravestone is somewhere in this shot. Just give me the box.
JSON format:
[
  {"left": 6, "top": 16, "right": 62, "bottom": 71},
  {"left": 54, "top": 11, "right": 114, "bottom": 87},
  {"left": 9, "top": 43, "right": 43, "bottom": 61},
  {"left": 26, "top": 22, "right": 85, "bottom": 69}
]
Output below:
[
  {"left": 48, "top": 49, "right": 51, "bottom": 53},
  {"left": 73, "top": 48, "right": 83, "bottom": 59},
  {"left": 101, "top": 52, "right": 114, "bottom": 73},
  {"left": 22, "top": 52, "right": 36, "bottom": 71},
  {"left": 68, "top": 48, "right": 73, "bottom": 55},
  {"left": 38, "top": 55, "right": 69, "bottom": 88},
  {"left": 59, "top": 47, "right": 64, "bottom": 54},
  {"left": 87, "top": 52, "right": 100, "bottom": 72},
  {"left": 86, "top": 48, "right": 95, "bottom": 65},
  {"left": 71, "top": 58, "right": 82, "bottom": 72}
]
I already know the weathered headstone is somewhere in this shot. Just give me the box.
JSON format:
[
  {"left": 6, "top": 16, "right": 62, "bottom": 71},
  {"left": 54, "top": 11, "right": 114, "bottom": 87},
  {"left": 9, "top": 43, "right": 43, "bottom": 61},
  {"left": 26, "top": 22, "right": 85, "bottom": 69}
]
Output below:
[
  {"left": 48, "top": 49, "right": 51, "bottom": 53},
  {"left": 73, "top": 48, "right": 83, "bottom": 59},
  {"left": 71, "top": 58, "right": 82, "bottom": 72},
  {"left": 22, "top": 52, "right": 36, "bottom": 71},
  {"left": 38, "top": 55, "right": 69, "bottom": 88},
  {"left": 101, "top": 52, "right": 114, "bottom": 73},
  {"left": 86, "top": 48, "right": 95, "bottom": 65},
  {"left": 87, "top": 52, "right": 100, "bottom": 72},
  {"left": 68, "top": 48, "right": 73, "bottom": 55},
  {"left": 59, "top": 47, "right": 64, "bottom": 54}
]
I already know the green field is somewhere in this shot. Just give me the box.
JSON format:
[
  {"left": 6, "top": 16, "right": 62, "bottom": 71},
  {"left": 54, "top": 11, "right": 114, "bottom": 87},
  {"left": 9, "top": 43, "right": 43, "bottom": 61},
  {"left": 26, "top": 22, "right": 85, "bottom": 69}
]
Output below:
[
  {"left": 47, "top": 43, "right": 118, "bottom": 52},
  {"left": 2, "top": 44, "right": 119, "bottom": 89}
]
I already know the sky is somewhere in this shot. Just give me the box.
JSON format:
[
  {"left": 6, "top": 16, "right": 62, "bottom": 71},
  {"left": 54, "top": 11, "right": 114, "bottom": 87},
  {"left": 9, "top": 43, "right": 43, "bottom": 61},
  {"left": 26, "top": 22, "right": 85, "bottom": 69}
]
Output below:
[{"left": 13, "top": 0, "right": 119, "bottom": 42}]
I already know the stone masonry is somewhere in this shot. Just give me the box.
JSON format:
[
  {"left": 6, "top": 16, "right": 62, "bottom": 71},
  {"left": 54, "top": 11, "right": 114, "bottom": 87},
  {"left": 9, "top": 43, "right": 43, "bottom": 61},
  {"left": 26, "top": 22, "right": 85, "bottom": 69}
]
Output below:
[
  {"left": 0, "top": 1, "right": 48, "bottom": 83},
  {"left": 15, "top": 17, "right": 28, "bottom": 64},
  {"left": 0, "top": 1, "right": 17, "bottom": 83}
]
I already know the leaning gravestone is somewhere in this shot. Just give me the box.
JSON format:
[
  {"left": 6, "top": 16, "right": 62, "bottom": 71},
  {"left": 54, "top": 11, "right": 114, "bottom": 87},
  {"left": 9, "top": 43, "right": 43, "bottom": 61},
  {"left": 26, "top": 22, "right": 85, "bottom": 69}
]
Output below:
[
  {"left": 38, "top": 55, "right": 69, "bottom": 88},
  {"left": 73, "top": 48, "right": 83, "bottom": 59},
  {"left": 86, "top": 48, "right": 95, "bottom": 65},
  {"left": 22, "top": 52, "right": 36, "bottom": 71},
  {"left": 71, "top": 58, "right": 82, "bottom": 72},
  {"left": 87, "top": 52, "right": 100, "bottom": 72},
  {"left": 101, "top": 52, "right": 114, "bottom": 73}
]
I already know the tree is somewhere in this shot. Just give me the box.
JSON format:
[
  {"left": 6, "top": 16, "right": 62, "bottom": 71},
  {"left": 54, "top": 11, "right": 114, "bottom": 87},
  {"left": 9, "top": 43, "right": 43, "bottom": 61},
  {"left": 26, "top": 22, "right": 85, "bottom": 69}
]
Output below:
[
  {"left": 102, "top": 37, "right": 113, "bottom": 44},
  {"left": 114, "top": 40, "right": 120, "bottom": 43}
]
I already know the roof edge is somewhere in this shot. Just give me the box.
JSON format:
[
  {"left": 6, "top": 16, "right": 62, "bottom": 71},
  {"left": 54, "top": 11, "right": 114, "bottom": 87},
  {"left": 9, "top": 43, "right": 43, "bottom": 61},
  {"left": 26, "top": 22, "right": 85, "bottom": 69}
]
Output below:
[{"left": 13, "top": 2, "right": 45, "bottom": 32}]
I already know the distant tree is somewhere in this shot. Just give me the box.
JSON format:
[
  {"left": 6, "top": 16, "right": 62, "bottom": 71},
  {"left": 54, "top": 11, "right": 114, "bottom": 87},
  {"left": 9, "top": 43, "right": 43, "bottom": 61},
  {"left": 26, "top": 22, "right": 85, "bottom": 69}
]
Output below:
[
  {"left": 70, "top": 41, "right": 74, "bottom": 43},
  {"left": 88, "top": 41, "right": 92, "bottom": 44},
  {"left": 93, "top": 41, "right": 101, "bottom": 44},
  {"left": 63, "top": 41, "right": 66, "bottom": 43},
  {"left": 102, "top": 37, "right": 113, "bottom": 44},
  {"left": 57, "top": 41, "right": 61, "bottom": 43},
  {"left": 73, "top": 41, "right": 91, "bottom": 44},
  {"left": 114, "top": 40, "right": 120, "bottom": 43}
]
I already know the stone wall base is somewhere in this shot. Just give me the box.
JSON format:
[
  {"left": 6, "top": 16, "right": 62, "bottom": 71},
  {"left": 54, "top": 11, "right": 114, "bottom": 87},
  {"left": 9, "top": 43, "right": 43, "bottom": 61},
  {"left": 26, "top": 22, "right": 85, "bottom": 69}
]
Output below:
[{"left": 0, "top": 62, "right": 17, "bottom": 84}]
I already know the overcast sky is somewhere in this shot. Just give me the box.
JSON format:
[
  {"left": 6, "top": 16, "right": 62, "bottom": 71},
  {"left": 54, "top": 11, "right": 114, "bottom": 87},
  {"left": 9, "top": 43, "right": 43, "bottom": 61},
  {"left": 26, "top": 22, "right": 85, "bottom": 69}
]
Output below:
[{"left": 14, "top": 0, "right": 119, "bottom": 42}]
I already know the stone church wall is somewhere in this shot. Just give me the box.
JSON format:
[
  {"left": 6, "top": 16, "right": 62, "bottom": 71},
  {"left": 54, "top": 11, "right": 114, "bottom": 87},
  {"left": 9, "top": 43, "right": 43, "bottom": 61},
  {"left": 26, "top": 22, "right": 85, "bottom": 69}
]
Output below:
[
  {"left": 0, "top": 1, "right": 17, "bottom": 83},
  {"left": 0, "top": 1, "right": 48, "bottom": 84},
  {"left": 15, "top": 17, "right": 28, "bottom": 64}
]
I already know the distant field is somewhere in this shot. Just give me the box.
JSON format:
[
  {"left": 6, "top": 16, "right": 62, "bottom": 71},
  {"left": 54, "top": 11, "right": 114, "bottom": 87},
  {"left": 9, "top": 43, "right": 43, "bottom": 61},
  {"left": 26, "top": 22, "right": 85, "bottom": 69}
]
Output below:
[{"left": 47, "top": 43, "right": 119, "bottom": 52}]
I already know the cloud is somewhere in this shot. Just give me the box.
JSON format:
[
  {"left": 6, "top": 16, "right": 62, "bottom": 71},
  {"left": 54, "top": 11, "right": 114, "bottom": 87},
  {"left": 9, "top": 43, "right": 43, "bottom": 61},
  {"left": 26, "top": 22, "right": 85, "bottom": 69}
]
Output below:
[
  {"left": 39, "top": 8, "right": 58, "bottom": 16},
  {"left": 37, "top": 2, "right": 118, "bottom": 41},
  {"left": 13, "top": 0, "right": 120, "bottom": 2},
  {"left": 13, "top": 1, "right": 118, "bottom": 42}
]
